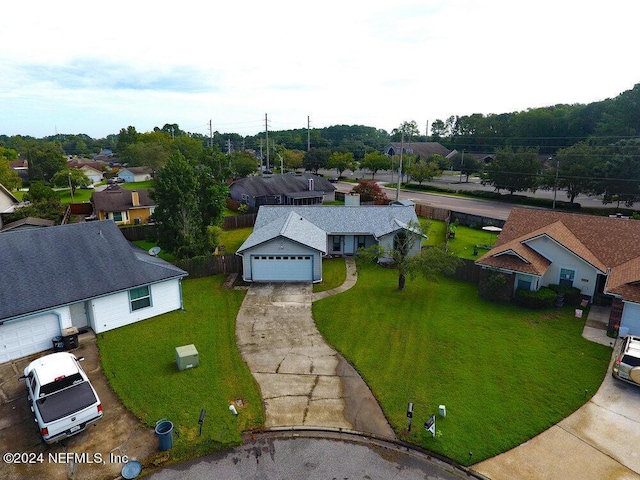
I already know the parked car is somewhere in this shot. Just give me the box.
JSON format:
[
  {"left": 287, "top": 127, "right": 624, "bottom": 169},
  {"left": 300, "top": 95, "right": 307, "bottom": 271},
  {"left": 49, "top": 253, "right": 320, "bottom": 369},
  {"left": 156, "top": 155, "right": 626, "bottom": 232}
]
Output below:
[
  {"left": 612, "top": 335, "right": 640, "bottom": 387},
  {"left": 19, "top": 352, "right": 103, "bottom": 444}
]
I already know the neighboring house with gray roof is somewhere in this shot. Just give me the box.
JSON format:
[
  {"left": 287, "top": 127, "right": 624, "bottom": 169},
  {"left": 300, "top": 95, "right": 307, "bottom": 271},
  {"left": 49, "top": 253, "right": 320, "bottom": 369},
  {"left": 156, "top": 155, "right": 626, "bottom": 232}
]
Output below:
[
  {"left": 384, "top": 142, "right": 451, "bottom": 159},
  {"left": 0, "top": 220, "right": 187, "bottom": 362},
  {"left": 236, "top": 205, "right": 421, "bottom": 282},
  {"left": 476, "top": 208, "right": 640, "bottom": 336},
  {"left": 0, "top": 216, "right": 55, "bottom": 232},
  {"left": 229, "top": 173, "right": 336, "bottom": 209}
]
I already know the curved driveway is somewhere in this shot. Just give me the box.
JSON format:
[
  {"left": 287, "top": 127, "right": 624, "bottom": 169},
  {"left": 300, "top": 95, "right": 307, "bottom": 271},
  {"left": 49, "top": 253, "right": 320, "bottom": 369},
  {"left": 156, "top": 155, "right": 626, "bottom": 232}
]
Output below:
[{"left": 235, "top": 259, "right": 394, "bottom": 439}]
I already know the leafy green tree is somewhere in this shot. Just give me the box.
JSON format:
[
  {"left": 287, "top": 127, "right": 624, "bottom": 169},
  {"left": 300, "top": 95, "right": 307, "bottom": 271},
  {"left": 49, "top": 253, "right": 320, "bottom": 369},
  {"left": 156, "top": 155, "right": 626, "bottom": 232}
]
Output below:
[
  {"left": 360, "top": 151, "right": 390, "bottom": 179},
  {"left": 592, "top": 139, "right": 640, "bottom": 207},
  {"left": 51, "top": 168, "right": 91, "bottom": 195},
  {"left": 282, "top": 149, "right": 304, "bottom": 171},
  {"left": 351, "top": 180, "right": 388, "bottom": 204},
  {"left": 409, "top": 160, "right": 441, "bottom": 185},
  {"left": 450, "top": 152, "right": 481, "bottom": 182},
  {"left": 24, "top": 181, "right": 58, "bottom": 202},
  {"left": 9, "top": 182, "right": 63, "bottom": 223},
  {"left": 152, "top": 152, "right": 228, "bottom": 258},
  {"left": 116, "top": 126, "right": 140, "bottom": 153},
  {"left": 357, "top": 221, "right": 461, "bottom": 290},
  {"left": 544, "top": 142, "right": 603, "bottom": 203},
  {"left": 327, "top": 151, "right": 355, "bottom": 177},
  {"left": 303, "top": 148, "right": 330, "bottom": 174},
  {"left": 0, "top": 147, "right": 21, "bottom": 190},
  {"left": 26, "top": 142, "right": 67, "bottom": 182},
  {"left": 391, "top": 120, "right": 420, "bottom": 141},
  {"left": 482, "top": 147, "right": 541, "bottom": 195},
  {"left": 229, "top": 152, "right": 258, "bottom": 178},
  {"left": 172, "top": 135, "right": 204, "bottom": 162},
  {"left": 152, "top": 153, "right": 202, "bottom": 258}
]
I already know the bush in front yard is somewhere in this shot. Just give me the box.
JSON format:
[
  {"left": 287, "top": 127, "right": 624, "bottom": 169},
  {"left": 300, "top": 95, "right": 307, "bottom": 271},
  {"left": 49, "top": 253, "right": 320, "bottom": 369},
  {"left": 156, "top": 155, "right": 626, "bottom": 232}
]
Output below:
[
  {"left": 547, "top": 284, "right": 581, "bottom": 305},
  {"left": 514, "top": 287, "right": 557, "bottom": 309}
]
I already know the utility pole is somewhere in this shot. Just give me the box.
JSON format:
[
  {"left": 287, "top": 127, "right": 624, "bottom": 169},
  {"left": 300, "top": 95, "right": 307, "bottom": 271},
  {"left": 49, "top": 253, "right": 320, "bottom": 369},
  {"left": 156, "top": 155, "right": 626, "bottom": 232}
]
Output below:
[
  {"left": 265, "top": 113, "right": 269, "bottom": 172},
  {"left": 459, "top": 150, "right": 465, "bottom": 184},
  {"left": 307, "top": 115, "right": 311, "bottom": 151},
  {"left": 259, "top": 139, "right": 264, "bottom": 173},
  {"left": 209, "top": 120, "right": 213, "bottom": 148},
  {"left": 552, "top": 156, "right": 559, "bottom": 209},
  {"left": 396, "top": 131, "right": 404, "bottom": 202}
]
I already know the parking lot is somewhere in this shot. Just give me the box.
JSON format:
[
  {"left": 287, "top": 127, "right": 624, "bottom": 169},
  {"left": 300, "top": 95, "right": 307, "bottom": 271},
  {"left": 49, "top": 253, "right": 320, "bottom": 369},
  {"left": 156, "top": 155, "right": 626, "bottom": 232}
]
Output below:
[{"left": 0, "top": 332, "right": 157, "bottom": 480}]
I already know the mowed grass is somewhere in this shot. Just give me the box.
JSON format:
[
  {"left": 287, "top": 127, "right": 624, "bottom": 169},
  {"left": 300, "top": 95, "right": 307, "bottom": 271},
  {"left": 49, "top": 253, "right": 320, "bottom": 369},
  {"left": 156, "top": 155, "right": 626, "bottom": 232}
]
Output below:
[
  {"left": 97, "top": 276, "right": 263, "bottom": 463},
  {"left": 313, "top": 257, "right": 347, "bottom": 293},
  {"left": 218, "top": 227, "right": 253, "bottom": 253},
  {"left": 313, "top": 262, "right": 611, "bottom": 465}
]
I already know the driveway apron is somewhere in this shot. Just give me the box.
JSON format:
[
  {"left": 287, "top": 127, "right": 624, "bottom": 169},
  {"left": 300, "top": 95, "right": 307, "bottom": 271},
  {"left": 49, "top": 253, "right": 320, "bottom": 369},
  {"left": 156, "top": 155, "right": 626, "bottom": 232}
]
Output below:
[{"left": 236, "top": 281, "right": 395, "bottom": 439}]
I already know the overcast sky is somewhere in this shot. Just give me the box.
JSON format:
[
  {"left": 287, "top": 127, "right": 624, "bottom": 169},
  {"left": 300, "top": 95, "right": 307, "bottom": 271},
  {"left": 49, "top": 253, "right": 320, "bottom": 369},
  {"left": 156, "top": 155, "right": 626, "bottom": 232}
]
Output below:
[{"left": 1, "top": 0, "right": 638, "bottom": 139}]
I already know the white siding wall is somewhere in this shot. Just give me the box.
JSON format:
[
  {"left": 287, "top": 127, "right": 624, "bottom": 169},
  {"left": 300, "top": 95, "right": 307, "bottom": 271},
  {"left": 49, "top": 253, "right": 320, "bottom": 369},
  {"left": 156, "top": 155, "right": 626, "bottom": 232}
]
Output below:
[
  {"left": 378, "top": 232, "right": 422, "bottom": 261},
  {"left": 89, "top": 279, "right": 183, "bottom": 334},
  {"left": 527, "top": 237, "right": 600, "bottom": 298},
  {"left": 240, "top": 237, "right": 322, "bottom": 282}
]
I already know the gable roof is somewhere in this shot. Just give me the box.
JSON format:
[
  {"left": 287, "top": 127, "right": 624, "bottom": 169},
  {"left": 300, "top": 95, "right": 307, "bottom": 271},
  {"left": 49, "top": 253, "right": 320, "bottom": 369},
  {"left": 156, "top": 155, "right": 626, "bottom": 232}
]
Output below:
[
  {"left": 230, "top": 173, "right": 336, "bottom": 197},
  {"left": 238, "top": 211, "right": 327, "bottom": 253},
  {"left": 1, "top": 216, "right": 55, "bottom": 232},
  {"left": 257, "top": 205, "right": 418, "bottom": 236},
  {"left": 92, "top": 185, "right": 155, "bottom": 212},
  {"left": 0, "top": 183, "right": 19, "bottom": 207},
  {"left": 476, "top": 208, "right": 640, "bottom": 301},
  {"left": 0, "top": 220, "right": 187, "bottom": 322}
]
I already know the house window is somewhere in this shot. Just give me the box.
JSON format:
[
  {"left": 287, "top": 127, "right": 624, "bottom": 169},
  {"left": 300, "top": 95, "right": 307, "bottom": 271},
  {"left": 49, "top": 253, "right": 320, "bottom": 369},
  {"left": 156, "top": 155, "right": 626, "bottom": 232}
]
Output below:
[
  {"left": 112, "top": 212, "right": 123, "bottom": 222},
  {"left": 129, "top": 286, "right": 151, "bottom": 311},
  {"left": 559, "top": 268, "right": 575, "bottom": 287},
  {"left": 517, "top": 278, "right": 532, "bottom": 291},
  {"left": 356, "top": 236, "right": 366, "bottom": 249},
  {"left": 332, "top": 236, "right": 341, "bottom": 252}
]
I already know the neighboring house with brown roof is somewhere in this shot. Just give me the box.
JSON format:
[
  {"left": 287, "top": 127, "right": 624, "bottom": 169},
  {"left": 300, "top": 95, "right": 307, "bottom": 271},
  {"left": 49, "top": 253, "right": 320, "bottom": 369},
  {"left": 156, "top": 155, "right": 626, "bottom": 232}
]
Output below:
[
  {"left": 91, "top": 185, "right": 156, "bottom": 225},
  {"left": 476, "top": 208, "right": 640, "bottom": 336}
]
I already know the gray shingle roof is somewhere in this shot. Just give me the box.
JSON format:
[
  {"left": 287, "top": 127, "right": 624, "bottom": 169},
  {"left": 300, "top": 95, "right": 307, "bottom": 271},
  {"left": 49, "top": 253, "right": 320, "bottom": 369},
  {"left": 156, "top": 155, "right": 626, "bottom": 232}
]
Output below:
[
  {"left": 91, "top": 185, "right": 155, "bottom": 212},
  {"left": 238, "top": 211, "right": 327, "bottom": 253},
  {"left": 0, "top": 220, "right": 187, "bottom": 322},
  {"left": 245, "top": 205, "right": 419, "bottom": 244},
  {"left": 230, "top": 173, "right": 336, "bottom": 197}
]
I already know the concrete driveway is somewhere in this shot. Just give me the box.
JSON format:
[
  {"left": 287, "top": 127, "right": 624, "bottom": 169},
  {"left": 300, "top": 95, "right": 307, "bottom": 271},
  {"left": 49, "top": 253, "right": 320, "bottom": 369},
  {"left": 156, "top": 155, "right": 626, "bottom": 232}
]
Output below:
[
  {"left": 235, "top": 279, "right": 395, "bottom": 439},
  {"left": 474, "top": 336, "right": 640, "bottom": 480},
  {"left": 0, "top": 332, "right": 157, "bottom": 480}
]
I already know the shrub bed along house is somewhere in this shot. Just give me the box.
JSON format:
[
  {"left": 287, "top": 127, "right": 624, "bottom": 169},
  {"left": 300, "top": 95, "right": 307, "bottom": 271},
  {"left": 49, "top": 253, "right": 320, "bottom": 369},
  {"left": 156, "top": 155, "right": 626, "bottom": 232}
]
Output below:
[
  {"left": 547, "top": 284, "right": 582, "bottom": 305},
  {"left": 514, "top": 286, "right": 558, "bottom": 309}
]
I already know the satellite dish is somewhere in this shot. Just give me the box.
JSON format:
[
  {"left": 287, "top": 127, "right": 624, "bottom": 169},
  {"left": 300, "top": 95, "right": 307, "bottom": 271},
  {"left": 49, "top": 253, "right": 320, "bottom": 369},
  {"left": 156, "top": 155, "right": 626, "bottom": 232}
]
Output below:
[{"left": 148, "top": 246, "right": 161, "bottom": 256}]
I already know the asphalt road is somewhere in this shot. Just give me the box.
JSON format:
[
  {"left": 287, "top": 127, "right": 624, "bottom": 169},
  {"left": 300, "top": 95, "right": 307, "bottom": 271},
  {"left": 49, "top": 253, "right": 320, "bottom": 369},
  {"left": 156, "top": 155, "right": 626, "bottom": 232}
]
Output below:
[{"left": 146, "top": 433, "right": 476, "bottom": 480}]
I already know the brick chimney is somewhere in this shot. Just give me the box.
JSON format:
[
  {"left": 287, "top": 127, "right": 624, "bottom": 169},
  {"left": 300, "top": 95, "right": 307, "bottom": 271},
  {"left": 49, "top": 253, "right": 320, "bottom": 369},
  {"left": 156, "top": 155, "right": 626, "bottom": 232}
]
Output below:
[{"left": 131, "top": 190, "right": 139, "bottom": 207}]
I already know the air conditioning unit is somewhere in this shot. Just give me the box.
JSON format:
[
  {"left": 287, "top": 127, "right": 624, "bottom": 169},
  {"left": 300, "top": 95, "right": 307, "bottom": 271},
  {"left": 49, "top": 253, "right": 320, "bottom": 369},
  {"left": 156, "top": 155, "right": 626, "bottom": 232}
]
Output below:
[{"left": 175, "top": 344, "right": 199, "bottom": 371}]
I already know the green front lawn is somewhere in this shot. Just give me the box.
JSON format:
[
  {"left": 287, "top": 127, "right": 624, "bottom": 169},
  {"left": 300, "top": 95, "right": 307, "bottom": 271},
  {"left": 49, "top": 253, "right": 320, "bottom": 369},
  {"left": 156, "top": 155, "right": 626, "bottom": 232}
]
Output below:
[
  {"left": 97, "top": 276, "right": 263, "bottom": 464},
  {"left": 313, "top": 257, "right": 347, "bottom": 293},
  {"left": 313, "top": 263, "right": 611, "bottom": 465}
]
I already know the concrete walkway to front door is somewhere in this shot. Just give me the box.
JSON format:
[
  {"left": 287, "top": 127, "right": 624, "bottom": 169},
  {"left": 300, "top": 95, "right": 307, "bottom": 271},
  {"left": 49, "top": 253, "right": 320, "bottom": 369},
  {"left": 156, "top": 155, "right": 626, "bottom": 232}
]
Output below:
[{"left": 235, "top": 263, "right": 395, "bottom": 439}]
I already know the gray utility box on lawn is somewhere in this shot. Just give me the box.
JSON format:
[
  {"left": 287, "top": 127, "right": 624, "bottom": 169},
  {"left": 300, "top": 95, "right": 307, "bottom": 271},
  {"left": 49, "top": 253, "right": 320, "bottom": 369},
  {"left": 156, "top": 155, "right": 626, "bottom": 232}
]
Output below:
[{"left": 175, "top": 344, "right": 199, "bottom": 371}]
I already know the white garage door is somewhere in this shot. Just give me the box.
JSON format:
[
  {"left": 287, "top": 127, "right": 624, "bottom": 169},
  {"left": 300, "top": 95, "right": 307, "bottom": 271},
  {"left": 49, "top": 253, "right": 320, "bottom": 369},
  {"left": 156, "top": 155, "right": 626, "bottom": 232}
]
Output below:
[
  {"left": 251, "top": 255, "right": 313, "bottom": 282},
  {"left": 0, "top": 314, "right": 60, "bottom": 363}
]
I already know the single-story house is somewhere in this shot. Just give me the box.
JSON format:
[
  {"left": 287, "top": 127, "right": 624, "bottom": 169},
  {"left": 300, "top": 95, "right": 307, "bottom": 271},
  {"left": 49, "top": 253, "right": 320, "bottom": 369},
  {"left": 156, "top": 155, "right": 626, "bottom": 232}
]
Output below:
[
  {"left": 77, "top": 165, "right": 104, "bottom": 184},
  {"left": 91, "top": 184, "right": 156, "bottom": 225},
  {"left": 236, "top": 204, "right": 422, "bottom": 283},
  {"left": 384, "top": 142, "right": 451, "bottom": 159},
  {"left": 475, "top": 208, "right": 640, "bottom": 336},
  {"left": 118, "top": 166, "right": 154, "bottom": 183},
  {"left": 229, "top": 173, "right": 336, "bottom": 209},
  {"left": 0, "top": 220, "right": 187, "bottom": 362},
  {"left": 0, "top": 183, "right": 21, "bottom": 229},
  {"left": 0, "top": 216, "right": 55, "bottom": 232}
]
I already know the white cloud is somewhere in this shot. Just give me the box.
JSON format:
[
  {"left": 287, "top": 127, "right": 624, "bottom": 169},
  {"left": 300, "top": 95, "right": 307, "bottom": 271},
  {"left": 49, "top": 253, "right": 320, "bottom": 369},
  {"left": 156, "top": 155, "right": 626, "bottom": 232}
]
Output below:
[{"left": 1, "top": 0, "right": 638, "bottom": 138}]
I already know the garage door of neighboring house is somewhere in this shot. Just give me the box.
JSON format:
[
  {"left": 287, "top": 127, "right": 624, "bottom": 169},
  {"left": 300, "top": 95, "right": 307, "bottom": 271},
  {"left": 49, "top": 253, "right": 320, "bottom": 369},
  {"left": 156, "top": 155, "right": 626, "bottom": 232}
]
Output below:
[
  {"left": 251, "top": 255, "right": 313, "bottom": 282},
  {"left": 622, "top": 303, "right": 640, "bottom": 336},
  {"left": 0, "top": 314, "right": 60, "bottom": 363}
]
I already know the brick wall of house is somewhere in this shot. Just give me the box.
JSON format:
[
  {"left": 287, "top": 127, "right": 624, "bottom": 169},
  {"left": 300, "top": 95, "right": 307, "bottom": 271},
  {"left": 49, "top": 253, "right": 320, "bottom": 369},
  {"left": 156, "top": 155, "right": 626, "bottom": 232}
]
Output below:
[{"left": 607, "top": 298, "right": 624, "bottom": 335}]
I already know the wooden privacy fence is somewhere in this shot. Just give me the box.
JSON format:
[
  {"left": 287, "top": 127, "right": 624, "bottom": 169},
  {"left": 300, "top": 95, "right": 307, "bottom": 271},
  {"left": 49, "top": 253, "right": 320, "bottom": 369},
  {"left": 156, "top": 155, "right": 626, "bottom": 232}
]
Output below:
[
  {"left": 223, "top": 214, "right": 256, "bottom": 230},
  {"left": 175, "top": 254, "right": 242, "bottom": 279}
]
